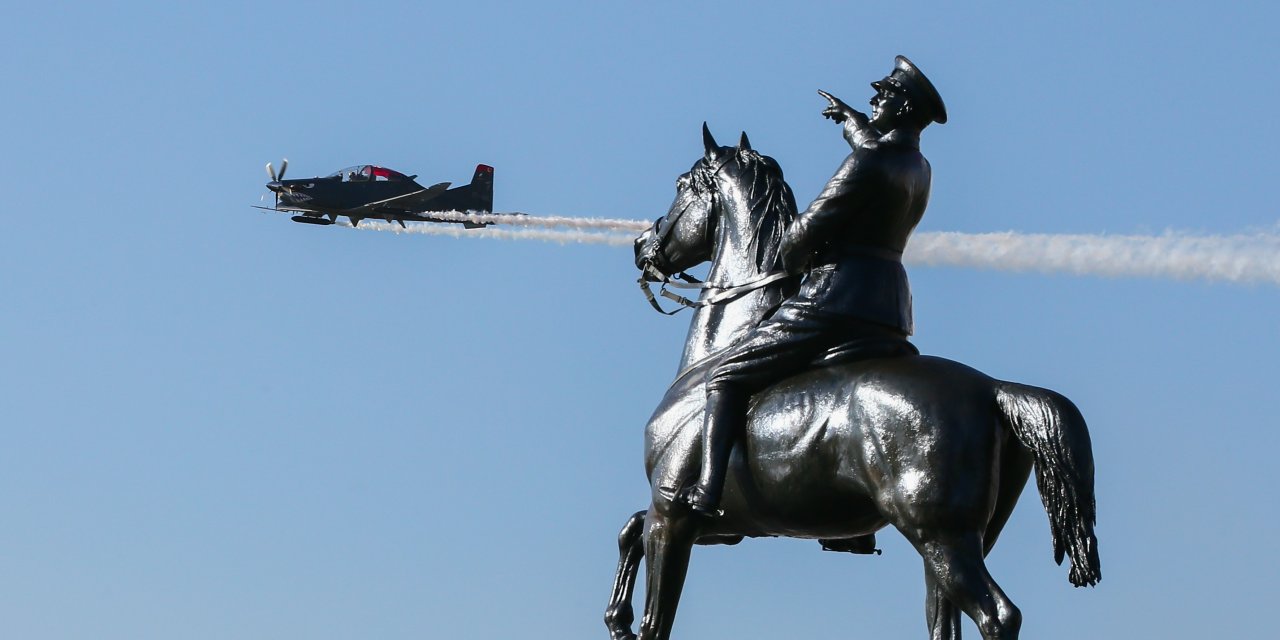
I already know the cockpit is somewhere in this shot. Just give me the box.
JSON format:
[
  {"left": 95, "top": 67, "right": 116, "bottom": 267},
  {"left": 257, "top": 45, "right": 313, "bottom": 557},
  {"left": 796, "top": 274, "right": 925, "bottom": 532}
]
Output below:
[{"left": 326, "top": 165, "right": 412, "bottom": 183}]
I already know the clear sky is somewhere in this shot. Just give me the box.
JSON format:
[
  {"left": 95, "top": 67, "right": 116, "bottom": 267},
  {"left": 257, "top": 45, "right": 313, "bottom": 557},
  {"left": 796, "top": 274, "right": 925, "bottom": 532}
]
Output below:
[{"left": 2, "top": 2, "right": 1277, "bottom": 638}]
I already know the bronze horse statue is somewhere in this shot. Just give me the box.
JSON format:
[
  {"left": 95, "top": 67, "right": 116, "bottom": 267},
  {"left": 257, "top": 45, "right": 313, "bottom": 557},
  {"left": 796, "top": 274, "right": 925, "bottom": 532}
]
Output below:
[{"left": 604, "top": 128, "right": 1100, "bottom": 640}]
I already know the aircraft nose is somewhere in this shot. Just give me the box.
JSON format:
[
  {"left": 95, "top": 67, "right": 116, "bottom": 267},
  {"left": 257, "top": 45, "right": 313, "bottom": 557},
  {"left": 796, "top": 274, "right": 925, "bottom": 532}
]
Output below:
[{"left": 267, "top": 181, "right": 283, "bottom": 192}]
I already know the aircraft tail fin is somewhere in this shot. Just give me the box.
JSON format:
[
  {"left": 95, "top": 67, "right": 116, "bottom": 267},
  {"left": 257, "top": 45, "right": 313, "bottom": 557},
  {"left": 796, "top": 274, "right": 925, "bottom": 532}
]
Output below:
[
  {"left": 456, "top": 164, "right": 493, "bottom": 228},
  {"left": 427, "top": 164, "right": 495, "bottom": 227},
  {"left": 467, "top": 164, "right": 494, "bottom": 213}
]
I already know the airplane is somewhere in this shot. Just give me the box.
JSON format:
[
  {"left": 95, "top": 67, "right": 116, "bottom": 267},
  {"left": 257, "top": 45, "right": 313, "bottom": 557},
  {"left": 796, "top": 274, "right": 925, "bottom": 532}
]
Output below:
[{"left": 256, "top": 160, "right": 495, "bottom": 228}]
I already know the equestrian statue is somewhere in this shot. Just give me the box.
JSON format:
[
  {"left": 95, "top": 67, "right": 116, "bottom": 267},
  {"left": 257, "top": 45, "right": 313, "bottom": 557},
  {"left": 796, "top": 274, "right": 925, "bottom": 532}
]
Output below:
[{"left": 605, "top": 56, "right": 1100, "bottom": 640}]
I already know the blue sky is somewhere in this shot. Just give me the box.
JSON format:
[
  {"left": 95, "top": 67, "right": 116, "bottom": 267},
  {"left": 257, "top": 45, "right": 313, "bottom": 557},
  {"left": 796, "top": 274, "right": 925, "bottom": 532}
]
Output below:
[{"left": 2, "top": 2, "right": 1277, "bottom": 638}]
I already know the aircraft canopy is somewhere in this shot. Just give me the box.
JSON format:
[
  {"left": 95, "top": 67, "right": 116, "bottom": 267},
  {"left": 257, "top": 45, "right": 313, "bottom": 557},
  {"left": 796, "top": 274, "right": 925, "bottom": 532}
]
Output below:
[{"left": 326, "top": 165, "right": 412, "bottom": 182}]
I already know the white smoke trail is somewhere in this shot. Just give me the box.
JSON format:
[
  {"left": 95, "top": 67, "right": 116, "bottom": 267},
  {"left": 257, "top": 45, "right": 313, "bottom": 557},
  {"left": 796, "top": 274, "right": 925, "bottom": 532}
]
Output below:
[
  {"left": 907, "top": 231, "right": 1280, "bottom": 285},
  {"left": 339, "top": 212, "right": 1280, "bottom": 285},
  {"left": 420, "top": 210, "right": 651, "bottom": 233},
  {"left": 338, "top": 220, "right": 636, "bottom": 246}
]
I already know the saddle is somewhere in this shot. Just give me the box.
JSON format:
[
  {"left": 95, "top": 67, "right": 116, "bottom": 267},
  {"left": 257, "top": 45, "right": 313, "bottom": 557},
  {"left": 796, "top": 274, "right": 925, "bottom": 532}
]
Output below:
[{"left": 813, "top": 334, "right": 919, "bottom": 368}]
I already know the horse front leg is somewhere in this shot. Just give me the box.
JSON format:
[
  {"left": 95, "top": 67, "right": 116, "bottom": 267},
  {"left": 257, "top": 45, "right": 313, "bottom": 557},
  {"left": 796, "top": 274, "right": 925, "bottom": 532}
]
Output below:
[
  {"left": 605, "top": 510, "right": 647, "bottom": 640},
  {"left": 638, "top": 507, "right": 698, "bottom": 640}
]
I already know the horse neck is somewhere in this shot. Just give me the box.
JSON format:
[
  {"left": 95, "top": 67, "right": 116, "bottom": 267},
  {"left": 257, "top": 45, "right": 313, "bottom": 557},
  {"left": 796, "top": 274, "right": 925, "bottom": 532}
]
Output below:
[{"left": 675, "top": 186, "right": 789, "bottom": 372}]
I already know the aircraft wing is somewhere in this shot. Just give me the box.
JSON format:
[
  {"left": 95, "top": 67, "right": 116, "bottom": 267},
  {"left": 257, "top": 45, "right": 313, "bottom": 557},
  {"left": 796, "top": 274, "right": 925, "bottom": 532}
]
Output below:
[
  {"left": 338, "top": 188, "right": 431, "bottom": 216},
  {"left": 252, "top": 204, "right": 324, "bottom": 214},
  {"left": 372, "top": 182, "right": 450, "bottom": 211}
]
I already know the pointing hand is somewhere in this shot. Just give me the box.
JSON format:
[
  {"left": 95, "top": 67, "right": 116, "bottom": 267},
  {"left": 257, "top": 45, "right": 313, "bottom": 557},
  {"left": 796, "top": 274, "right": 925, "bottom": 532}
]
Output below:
[{"left": 818, "top": 90, "right": 856, "bottom": 124}]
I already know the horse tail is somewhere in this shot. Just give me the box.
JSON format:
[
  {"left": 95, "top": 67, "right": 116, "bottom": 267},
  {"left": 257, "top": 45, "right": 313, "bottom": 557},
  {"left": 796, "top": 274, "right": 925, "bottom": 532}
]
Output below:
[{"left": 996, "top": 382, "right": 1101, "bottom": 587}]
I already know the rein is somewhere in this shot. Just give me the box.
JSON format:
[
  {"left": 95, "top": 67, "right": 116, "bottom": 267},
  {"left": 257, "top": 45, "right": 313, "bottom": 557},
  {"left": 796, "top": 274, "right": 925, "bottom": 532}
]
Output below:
[{"left": 638, "top": 264, "right": 795, "bottom": 315}]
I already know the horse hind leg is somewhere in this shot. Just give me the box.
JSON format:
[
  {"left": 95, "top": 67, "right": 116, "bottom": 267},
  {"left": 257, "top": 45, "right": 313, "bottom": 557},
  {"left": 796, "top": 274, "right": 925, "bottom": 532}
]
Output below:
[
  {"left": 920, "top": 449, "right": 1029, "bottom": 640},
  {"left": 925, "top": 570, "right": 963, "bottom": 640},
  {"left": 984, "top": 447, "right": 1033, "bottom": 556},
  {"left": 637, "top": 508, "right": 698, "bottom": 640},
  {"left": 912, "top": 533, "right": 1021, "bottom": 640},
  {"left": 605, "top": 510, "right": 647, "bottom": 640}
]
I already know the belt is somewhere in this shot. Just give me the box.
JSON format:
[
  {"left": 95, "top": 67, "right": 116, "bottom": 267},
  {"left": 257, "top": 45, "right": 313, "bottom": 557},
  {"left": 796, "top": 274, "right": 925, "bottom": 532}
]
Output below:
[{"left": 822, "top": 244, "right": 904, "bottom": 263}]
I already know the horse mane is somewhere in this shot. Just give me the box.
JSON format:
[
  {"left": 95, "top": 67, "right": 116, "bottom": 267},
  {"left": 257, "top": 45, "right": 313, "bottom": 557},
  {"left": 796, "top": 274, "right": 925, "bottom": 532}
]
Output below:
[{"left": 701, "top": 147, "right": 798, "bottom": 274}]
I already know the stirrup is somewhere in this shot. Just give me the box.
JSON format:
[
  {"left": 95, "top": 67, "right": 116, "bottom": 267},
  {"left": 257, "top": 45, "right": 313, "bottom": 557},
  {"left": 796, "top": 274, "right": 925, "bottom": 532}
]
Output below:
[{"left": 679, "top": 485, "right": 724, "bottom": 518}]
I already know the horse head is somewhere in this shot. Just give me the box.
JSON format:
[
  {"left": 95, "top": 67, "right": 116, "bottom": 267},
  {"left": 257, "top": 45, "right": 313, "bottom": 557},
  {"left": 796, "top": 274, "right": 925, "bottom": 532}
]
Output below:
[
  {"left": 635, "top": 124, "right": 797, "bottom": 285},
  {"left": 634, "top": 124, "right": 801, "bottom": 371}
]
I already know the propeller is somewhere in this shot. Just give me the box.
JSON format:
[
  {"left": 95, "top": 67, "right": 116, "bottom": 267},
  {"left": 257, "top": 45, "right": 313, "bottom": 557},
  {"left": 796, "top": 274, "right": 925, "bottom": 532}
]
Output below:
[
  {"left": 265, "top": 158, "right": 288, "bottom": 182},
  {"left": 265, "top": 158, "right": 289, "bottom": 207}
]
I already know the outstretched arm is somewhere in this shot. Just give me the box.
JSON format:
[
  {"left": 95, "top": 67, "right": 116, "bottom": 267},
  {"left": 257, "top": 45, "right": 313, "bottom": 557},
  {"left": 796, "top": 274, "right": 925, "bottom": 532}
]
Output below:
[{"left": 818, "top": 90, "right": 877, "bottom": 148}]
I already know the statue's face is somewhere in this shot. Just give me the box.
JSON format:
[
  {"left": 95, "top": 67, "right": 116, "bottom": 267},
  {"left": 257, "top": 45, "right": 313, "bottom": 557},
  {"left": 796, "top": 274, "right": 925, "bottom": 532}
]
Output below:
[{"left": 870, "top": 78, "right": 910, "bottom": 129}]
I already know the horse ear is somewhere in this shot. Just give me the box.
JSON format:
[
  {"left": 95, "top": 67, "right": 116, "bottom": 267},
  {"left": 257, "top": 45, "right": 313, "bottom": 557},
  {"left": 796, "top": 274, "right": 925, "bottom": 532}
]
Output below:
[
  {"left": 702, "top": 122, "right": 721, "bottom": 161},
  {"left": 738, "top": 131, "right": 752, "bottom": 151}
]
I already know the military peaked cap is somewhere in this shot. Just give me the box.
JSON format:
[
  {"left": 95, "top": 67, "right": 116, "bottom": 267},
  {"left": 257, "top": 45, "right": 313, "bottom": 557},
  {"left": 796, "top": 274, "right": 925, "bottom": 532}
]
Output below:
[{"left": 890, "top": 55, "right": 947, "bottom": 125}]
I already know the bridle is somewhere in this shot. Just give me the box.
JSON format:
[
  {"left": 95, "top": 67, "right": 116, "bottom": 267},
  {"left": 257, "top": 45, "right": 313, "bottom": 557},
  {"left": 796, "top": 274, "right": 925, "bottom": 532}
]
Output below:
[{"left": 637, "top": 153, "right": 796, "bottom": 315}]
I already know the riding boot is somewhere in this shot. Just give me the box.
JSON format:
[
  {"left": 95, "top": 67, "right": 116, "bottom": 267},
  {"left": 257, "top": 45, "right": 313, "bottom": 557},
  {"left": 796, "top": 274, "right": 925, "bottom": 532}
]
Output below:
[{"left": 685, "top": 388, "right": 744, "bottom": 517}]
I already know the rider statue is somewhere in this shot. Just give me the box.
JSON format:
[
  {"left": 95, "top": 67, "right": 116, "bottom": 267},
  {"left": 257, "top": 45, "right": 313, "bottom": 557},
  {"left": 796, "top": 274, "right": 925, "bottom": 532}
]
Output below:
[{"left": 683, "top": 55, "right": 949, "bottom": 517}]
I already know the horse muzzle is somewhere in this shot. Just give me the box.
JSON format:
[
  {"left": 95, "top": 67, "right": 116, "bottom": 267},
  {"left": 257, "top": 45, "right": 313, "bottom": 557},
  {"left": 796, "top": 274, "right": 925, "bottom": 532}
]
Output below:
[{"left": 634, "top": 224, "right": 669, "bottom": 278}]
